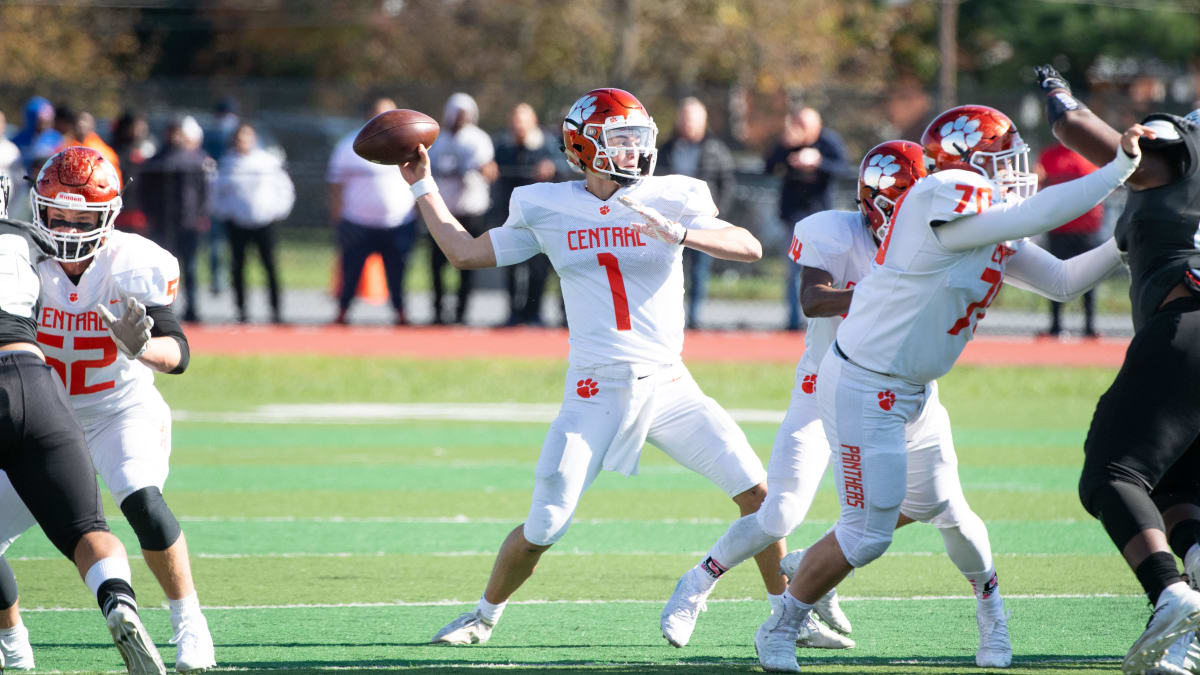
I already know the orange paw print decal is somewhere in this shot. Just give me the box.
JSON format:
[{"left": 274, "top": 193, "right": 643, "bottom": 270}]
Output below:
[
  {"left": 801, "top": 374, "right": 817, "bottom": 394},
  {"left": 576, "top": 378, "right": 599, "bottom": 398},
  {"left": 599, "top": 205, "right": 611, "bottom": 215},
  {"left": 877, "top": 390, "right": 895, "bottom": 411}
]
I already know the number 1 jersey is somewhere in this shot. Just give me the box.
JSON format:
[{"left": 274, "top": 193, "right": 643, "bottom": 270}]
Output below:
[
  {"left": 36, "top": 230, "right": 180, "bottom": 425},
  {"left": 489, "top": 175, "right": 721, "bottom": 367}
]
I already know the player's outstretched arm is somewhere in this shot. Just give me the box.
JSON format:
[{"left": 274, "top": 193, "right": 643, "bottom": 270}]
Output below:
[
  {"left": 1003, "top": 238, "right": 1124, "bottom": 303},
  {"left": 682, "top": 222, "right": 762, "bottom": 262},
  {"left": 1034, "top": 64, "right": 1172, "bottom": 190},
  {"left": 934, "top": 124, "right": 1149, "bottom": 252},
  {"left": 799, "top": 266, "right": 853, "bottom": 317},
  {"left": 139, "top": 337, "right": 183, "bottom": 373},
  {"left": 399, "top": 145, "right": 497, "bottom": 270}
]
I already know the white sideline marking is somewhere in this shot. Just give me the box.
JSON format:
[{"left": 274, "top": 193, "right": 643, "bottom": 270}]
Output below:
[
  {"left": 19, "top": 593, "right": 1140, "bottom": 613},
  {"left": 174, "top": 402, "right": 787, "bottom": 425}
]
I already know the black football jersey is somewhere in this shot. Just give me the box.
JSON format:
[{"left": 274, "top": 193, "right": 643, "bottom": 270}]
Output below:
[{"left": 0, "top": 218, "right": 56, "bottom": 347}]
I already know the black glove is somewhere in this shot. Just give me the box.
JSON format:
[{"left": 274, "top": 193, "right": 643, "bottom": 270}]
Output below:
[{"left": 1034, "top": 64, "right": 1071, "bottom": 95}]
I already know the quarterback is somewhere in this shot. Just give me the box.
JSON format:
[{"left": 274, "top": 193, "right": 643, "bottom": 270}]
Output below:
[
  {"left": 402, "top": 88, "right": 786, "bottom": 645},
  {"left": 754, "top": 107, "right": 1151, "bottom": 673},
  {"left": 0, "top": 147, "right": 214, "bottom": 673}
]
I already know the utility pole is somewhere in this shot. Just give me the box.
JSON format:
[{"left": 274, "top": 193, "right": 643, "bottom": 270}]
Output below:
[{"left": 939, "top": 0, "right": 959, "bottom": 110}]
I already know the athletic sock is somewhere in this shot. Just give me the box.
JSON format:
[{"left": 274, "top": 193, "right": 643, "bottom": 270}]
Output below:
[
  {"left": 96, "top": 579, "right": 137, "bottom": 618},
  {"left": 1136, "top": 552, "right": 1184, "bottom": 606},
  {"left": 0, "top": 622, "right": 24, "bottom": 637},
  {"left": 477, "top": 594, "right": 506, "bottom": 625},
  {"left": 966, "top": 569, "right": 999, "bottom": 601},
  {"left": 707, "top": 515, "right": 778, "bottom": 574},
  {"left": 169, "top": 592, "right": 203, "bottom": 631},
  {"left": 698, "top": 557, "right": 726, "bottom": 589},
  {"left": 767, "top": 592, "right": 785, "bottom": 615},
  {"left": 84, "top": 557, "right": 137, "bottom": 617}
]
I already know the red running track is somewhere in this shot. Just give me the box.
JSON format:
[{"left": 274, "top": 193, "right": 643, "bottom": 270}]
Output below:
[{"left": 186, "top": 324, "right": 1128, "bottom": 368}]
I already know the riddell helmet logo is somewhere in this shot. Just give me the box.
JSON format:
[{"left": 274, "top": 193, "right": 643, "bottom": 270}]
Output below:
[
  {"left": 576, "top": 378, "right": 599, "bottom": 398},
  {"left": 55, "top": 192, "right": 86, "bottom": 204},
  {"left": 599, "top": 205, "right": 610, "bottom": 215}
]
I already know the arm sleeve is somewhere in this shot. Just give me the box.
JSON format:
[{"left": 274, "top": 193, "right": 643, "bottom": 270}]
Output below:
[
  {"left": 489, "top": 193, "right": 543, "bottom": 266},
  {"left": 1002, "top": 238, "right": 1123, "bottom": 302},
  {"left": 146, "top": 303, "right": 189, "bottom": 374},
  {"left": 934, "top": 150, "right": 1138, "bottom": 252}
]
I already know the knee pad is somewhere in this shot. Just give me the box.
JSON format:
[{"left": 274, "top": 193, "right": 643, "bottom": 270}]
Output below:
[
  {"left": 119, "top": 487, "right": 181, "bottom": 552},
  {"left": 834, "top": 521, "right": 894, "bottom": 568},
  {"left": 0, "top": 556, "right": 17, "bottom": 610},
  {"left": 1080, "top": 478, "right": 1163, "bottom": 551},
  {"left": 924, "top": 498, "right": 961, "bottom": 529},
  {"left": 757, "top": 491, "right": 805, "bottom": 539},
  {"left": 522, "top": 505, "right": 573, "bottom": 547}
]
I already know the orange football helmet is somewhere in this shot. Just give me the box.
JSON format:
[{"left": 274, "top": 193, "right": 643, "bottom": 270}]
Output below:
[
  {"left": 857, "top": 140, "right": 927, "bottom": 242},
  {"left": 921, "top": 104, "right": 1037, "bottom": 199},
  {"left": 32, "top": 146, "right": 123, "bottom": 262},
  {"left": 562, "top": 88, "right": 658, "bottom": 186}
]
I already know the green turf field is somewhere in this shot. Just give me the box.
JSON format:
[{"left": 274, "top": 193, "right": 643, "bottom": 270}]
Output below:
[{"left": 10, "top": 355, "right": 1149, "bottom": 673}]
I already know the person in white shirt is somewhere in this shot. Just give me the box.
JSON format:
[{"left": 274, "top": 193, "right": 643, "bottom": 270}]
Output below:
[
  {"left": 426, "top": 92, "right": 498, "bottom": 324},
  {"left": 327, "top": 97, "right": 417, "bottom": 325},
  {"left": 406, "top": 87, "right": 786, "bottom": 646},
  {"left": 212, "top": 123, "right": 295, "bottom": 323},
  {"left": 754, "top": 106, "right": 1152, "bottom": 673}
]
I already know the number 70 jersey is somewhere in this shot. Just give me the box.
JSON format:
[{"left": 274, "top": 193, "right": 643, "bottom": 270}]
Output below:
[
  {"left": 35, "top": 230, "right": 180, "bottom": 425},
  {"left": 489, "top": 175, "right": 721, "bottom": 367},
  {"left": 835, "top": 169, "right": 1024, "bottom": 384}
]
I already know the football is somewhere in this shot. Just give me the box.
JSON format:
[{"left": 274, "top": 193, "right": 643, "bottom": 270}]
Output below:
[{"left": 352, "top": 109, "right": 440, "bottom": 165}]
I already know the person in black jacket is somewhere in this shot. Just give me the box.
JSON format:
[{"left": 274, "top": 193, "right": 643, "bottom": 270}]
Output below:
[
  {"left": 1035, "top": 64, "right": 1200, "bottom": 673},
  {"left": 657, "top": 98, "right": 736, "bottom": 329},
  {"left": 139, "top": 118, "right": 213, "bottom": 322}
]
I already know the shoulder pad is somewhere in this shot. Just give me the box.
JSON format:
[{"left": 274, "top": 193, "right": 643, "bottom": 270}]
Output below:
[{"left": 921, "top": 170, "right": 999, "bottom": 224}]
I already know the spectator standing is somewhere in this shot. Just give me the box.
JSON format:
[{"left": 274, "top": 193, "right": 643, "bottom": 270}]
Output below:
[
  {"left": 764, "top": 106, "right": 851, "bottom": 330},
  {"left": 110, "top": 111, "right": 157, "bottom": 234},
  {"left": 139, "top": 117, "right": 214, "bottom": 322},
  {"left": 11, "top": 97, "right": 62, "bottom": 177},
  {"left": 0, "top": 110, "right": 20, "bottom": 191},
  {"left": 1035, "top": 141, "right": 1105, "bottom": 337},
  {"left": 70, "top": 112, "right": 121, "bottom": 178},
  {"left": 657, "top": 97, "right": 736, "bottom": 329},
  {"left": 203, "top": 97, "right": 241, "bottom": 296},
  {"left": 427, "top": 92, "right": 497, "bottom": 324},
  {"left": 327, "top": 97, "right": 417, "bottom": 325},
  {"left": 494, "top": 103, "right": 557, "bottom": 326},
  {"left": 212, "top": 123, "right": 294, "bottom": 323}
]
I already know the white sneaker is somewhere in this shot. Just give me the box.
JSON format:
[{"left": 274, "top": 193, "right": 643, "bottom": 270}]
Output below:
[
  {"left": 0, "top": 622, "right": 35, "bottom": 670},
  {"left": 431, "top": 610, "right": 494, "bottom": 645},
  {"left": 780, "top": 548, "right": 852, "bottom": 634},
  {"left": 660, "top": 566, "right": 715, "bottom": 648},
  {"left": 170, "top": 614, "right": 216, "bottom": 673},
  {"left": 754, "top": 602, "right": 802, "bottom": 673},
  {"left": 796, "top": 614, "right": 855, "bottom": 649},
  {"left": 975, "top": 601, "right": 1012, "bottom": 668},
  {"left": 107, "top": 604, "right": 167, "bottom": 675},
  {"left": 1124, "top": 588, "right": 1200, "bottom": 675},
  {"left": 1148, "top": 630, "right": 1199, "bottom": 675}
]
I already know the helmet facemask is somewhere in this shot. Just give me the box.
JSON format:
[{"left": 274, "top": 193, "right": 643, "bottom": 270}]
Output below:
[
  {"left": 967, "top": 136, "right": 1037, "bottom": 200},
  {"left": 32, "top": 190, "right": 121, "bottom": 263},
  {"left": 581, "top": 118, "right": 658, "bottom": 186}
]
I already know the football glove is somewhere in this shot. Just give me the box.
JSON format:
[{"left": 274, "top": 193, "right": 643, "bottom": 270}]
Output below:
[
  {"left": 97, "top": 296, "right": 154, "bottom": 359},
  {"left": 618, "top": 195, "right": 687, "bottom": 245},
  {"left": 1034, "top": 64, "right": 1071, "bottom": 95}
]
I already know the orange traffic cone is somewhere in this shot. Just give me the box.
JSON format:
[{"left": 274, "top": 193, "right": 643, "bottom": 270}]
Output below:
[{"left": 331, "top": 254, "right": 389, "bottom": 305}]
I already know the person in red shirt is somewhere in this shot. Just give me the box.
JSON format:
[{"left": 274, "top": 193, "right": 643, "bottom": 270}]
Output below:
[{"left": 1035, "top": 142, "right": 1106, "bottom": 337}]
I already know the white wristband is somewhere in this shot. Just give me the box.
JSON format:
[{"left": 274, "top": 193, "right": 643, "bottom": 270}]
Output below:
[{"left": 411, "top": 178, "right": 439, "bottom": 199}]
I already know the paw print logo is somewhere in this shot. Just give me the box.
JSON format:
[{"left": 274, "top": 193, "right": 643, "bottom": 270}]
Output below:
[
  {"left": 567, "top": 95, "right": 598, "bottom": 127},
  {"left": 939, "top": 115, "right": 982, "bottom": 156},
  {"left": 801, "top": 374, "right": 817, "bottom": 394},
  {"left": 576, "top": 378, "right": 599, "bottom": 398},
  {"left": 599, "top": 205, "right": 610, "bottom": 215},
  {"left": 68, "top": 292, "right": 78, "bottom": 303},
  {"left": 863, "top": 153, "right": 901, "bottom": 190},
  {"left": 877, "top": 390, "right": 896, "bottom": 411}
]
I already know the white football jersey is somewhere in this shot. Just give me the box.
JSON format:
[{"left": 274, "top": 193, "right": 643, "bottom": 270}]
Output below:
[
  {"left": 790, "top": 210, "right": 879, "bottom": 374},
  {"left": 489, "top": 175, "right": 721, "bottom": 367},
  {"left": 836, "top": 169, "right": 1024, "bottom": 384},
  {"left": 36, "top": 230, "right": 180, "bottom": 425}
]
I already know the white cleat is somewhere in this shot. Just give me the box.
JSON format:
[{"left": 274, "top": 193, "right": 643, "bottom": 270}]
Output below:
[
  {"left": 660, "top": 566, "right": 714, "bottom": 648},
  {"left": 0, "top": 622, "right": 35, "bottom": 670},
  {"left": 755, "top": 600, "right": 803, "bottom": 673},
  {"left": 1147, "top": 630, "right": 1199, "bottom": 675},
  {"left": 975, "top": 603, "right": 1012, "bottom": 668},
  {"left": 1124, "top": 588, "right": 1200, "bottom": 675},
  {"left": 171, "top": 615, "right": 216, "bottom": 673},
  {"left": 431, "top": 610, "right": 494, "bottom": 645},
  {"left": 796, "top": 614, "right": 855, "bottom": 649},
  {"left": 107, "top": 604, "right": 167, "bottom": 675},
  {"left": 780, "top": 548, "right": 852, "bottom": 634}
]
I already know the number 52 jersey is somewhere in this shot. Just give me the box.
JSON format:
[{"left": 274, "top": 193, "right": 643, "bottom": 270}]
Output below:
[
  {"left": 35, "top": 230, "right": 180, "bottom": 425},
  {"left": 489, "top": 175, "right": 722, "bottom": 367}
]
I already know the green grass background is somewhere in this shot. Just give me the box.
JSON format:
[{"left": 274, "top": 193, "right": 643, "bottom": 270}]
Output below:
[{"left": 9, "top": 354, "right": 1147, "bottom": 673}]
